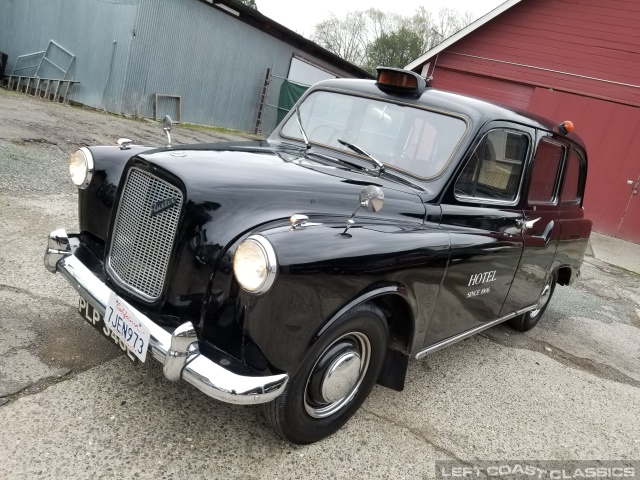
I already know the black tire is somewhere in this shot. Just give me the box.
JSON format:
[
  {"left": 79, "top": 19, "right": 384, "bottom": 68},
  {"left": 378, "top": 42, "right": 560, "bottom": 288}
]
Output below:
[
  {"left": 263, "top": 303, "right": 388, "bottom": 445},
  {"left": 509, "top": 272, "right": 557, "bottom": 332}
]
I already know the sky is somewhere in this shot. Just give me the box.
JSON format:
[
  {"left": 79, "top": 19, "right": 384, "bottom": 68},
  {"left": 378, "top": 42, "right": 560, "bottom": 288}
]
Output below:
[{"left": 258, "top": 0, "right": 506, "bottom": 39}]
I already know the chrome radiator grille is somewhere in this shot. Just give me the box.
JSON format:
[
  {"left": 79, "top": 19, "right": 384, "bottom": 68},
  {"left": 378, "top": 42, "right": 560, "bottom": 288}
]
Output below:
[{"left": 107, "top": 168, "right": 183, "bottom": 301}]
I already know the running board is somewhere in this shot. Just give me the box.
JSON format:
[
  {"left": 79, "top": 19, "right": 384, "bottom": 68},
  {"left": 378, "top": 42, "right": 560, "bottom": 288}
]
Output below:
[{"left": 415, "top": 305, "right": 537, "bottom": 360}]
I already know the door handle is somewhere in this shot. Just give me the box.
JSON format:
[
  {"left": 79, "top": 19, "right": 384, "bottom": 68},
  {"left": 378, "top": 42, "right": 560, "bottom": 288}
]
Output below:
[
  {"left": 516, "top": 217, "right": 541, "bottom": 230},
  {"left": 538, "top": 220, "right": 554, "bottom": 245}
]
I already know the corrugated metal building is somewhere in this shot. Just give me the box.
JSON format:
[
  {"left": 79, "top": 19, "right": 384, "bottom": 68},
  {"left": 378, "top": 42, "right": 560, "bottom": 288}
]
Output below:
[
  {"left": 0, "top": 0, "right": 370, "bottom": 133},
  {"left": 406, "top": 0, "right": 640, "bottom": 244}
]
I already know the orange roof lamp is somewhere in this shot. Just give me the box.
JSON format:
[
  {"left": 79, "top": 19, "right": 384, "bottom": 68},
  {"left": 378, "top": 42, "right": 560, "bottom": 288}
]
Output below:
[
  {"left": 557, "top": 120, "right": 574, "bottom": 135},
  {"left": 376, "top": 67, "right": 429, "bottom": 96}
]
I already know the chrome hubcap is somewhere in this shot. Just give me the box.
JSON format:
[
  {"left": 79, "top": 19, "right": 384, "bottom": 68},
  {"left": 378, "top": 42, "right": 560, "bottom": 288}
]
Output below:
[
  {"left": 304, "top": 332, "right": 371, "bottom": 419},
  {"left": 321, "top": 351, "right": 361, "bottom": 403}
]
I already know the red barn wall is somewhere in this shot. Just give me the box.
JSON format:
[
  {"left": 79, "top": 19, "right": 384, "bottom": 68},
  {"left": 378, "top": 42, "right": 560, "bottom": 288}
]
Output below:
[{"left": 424, "top": 0, "right": 640, "bottom": 243}]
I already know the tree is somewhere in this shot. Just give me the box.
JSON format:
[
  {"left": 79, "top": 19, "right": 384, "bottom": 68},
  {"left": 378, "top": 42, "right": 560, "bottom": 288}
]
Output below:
[
  {"left": 312, "top": 11, "right": 369, "bottom": 65},
  {"left": 236, "top": 0, "right": 257, "bottom": 10},
  {"left": 432, "top": 8, "right": 475, "bottom": 45},
  {"left": 312, "top": 7, "right": 476, "bottom": 74},
  {"left": 365, "top": 26, "right": 425, "bottom": 72}
]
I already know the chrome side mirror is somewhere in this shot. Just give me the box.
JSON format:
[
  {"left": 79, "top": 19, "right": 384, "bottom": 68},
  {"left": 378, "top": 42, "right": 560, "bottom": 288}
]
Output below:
[
  {"left": 343, "top": 185, "right": 384, "bottom": 235},
  {"left": 359, "top": 185, "right": 384, "bottom": 212},
  {"left": 163, "top": 115, "right": 172, "bottom": 148}
]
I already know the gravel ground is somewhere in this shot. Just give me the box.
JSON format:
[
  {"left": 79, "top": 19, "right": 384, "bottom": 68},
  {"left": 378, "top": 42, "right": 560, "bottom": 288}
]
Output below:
[{"left": 1, "top": 89, "right": 639, "bottom": 479}]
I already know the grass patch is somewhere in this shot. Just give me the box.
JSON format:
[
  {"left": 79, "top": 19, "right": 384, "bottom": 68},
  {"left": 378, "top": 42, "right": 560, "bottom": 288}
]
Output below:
[
  {"left": 0, "top": 86, "right": 24, "bottom": 97},
  {"left": 179, "top": 122, "right": 265, "bottom": 140}
]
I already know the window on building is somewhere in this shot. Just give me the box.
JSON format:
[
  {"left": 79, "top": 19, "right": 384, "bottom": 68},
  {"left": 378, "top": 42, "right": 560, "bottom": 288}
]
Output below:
[
  {"left": 528, "top": 139, "right": 565, "bottom": 204},
  {"left": 455, "top": 129, "right": 529, "bottom": 202}
]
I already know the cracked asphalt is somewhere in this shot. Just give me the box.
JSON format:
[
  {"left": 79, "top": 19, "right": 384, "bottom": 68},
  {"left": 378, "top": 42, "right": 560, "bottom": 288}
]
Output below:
[{"left": 1, "top": 89, "right": 639, "bottom": 479}]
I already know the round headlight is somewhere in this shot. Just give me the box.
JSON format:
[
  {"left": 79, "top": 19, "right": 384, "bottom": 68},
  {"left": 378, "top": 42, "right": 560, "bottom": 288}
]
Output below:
[
  {"left": 233, "top": 235, "right": 277, "bottom": 294},
  {"left": 69, "top": 147, "right": 94, "bottom": 189}
]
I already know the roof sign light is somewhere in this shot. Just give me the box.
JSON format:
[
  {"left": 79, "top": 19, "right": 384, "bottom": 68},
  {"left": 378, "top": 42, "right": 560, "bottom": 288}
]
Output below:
[
  {"left": 376, "top": 67, "right": 428, "bottom": 95},
  {"left": 557, "top": 120, "right": 574, "bottom": 135}
]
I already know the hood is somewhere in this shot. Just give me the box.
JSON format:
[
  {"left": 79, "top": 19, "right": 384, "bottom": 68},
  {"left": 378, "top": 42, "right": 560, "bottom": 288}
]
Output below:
[
  {"left": 118, "top": 142, "right": 429, "bottom": 327},
  {"left": 136, "top": 142, "right": 427, "bottom": 250}
]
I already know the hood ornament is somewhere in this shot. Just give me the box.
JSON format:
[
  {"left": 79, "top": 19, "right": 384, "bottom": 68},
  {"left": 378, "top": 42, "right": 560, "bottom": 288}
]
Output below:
[
  {"left": 117, "top": 138, "right": 134, "bottom": 150},
  {"left": 289, "top": 214, "right": 320, "bottom": 230},
  {"left": 290, "top": 214, "right": 309, "bottom": 229},
  {"left": 342, "top": 185, "right": 384, "bottom": 236}
]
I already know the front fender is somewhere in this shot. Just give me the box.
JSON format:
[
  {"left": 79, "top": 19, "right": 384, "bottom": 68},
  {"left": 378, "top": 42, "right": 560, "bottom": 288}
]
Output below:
[
  {"left": 242, "top": 222, "right": 450, "bottom": 376},
  {"left": 316, "top": 282, "right": 417, "bottom": 340}
]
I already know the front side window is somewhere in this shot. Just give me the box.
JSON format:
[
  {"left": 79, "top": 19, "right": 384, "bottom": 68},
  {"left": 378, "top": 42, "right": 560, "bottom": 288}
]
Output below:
[
  {"left": 528, "top": 139, "right": 565, "bottom": 204},
  {"left": 280, "top": 90, "right": 468, "bottom": 179},
  {"left": 455, "top": 129, "right": 529, "bottom": 202}
]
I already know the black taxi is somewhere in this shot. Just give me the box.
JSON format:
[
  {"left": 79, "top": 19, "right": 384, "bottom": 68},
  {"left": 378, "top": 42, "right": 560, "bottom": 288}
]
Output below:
[{"left": 44, "top": 67, "right": 591, "bottom": 444}]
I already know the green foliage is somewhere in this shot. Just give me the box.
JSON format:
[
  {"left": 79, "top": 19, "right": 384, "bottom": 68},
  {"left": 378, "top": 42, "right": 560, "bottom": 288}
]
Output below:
[
  {"left": 365, "top": 26, "right": 425, "bottom": 72},
  {"left": 312, "top": 7, "right": 476, "bottom": 73}
]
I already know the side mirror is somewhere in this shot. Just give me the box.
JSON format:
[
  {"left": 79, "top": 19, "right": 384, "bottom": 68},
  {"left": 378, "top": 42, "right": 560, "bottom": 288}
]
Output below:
[
  {"left": 163, "top": 115, "right": 172, "bottom": 131},
  {"left": 359, "top": 185, "right": 384, "bottom": 212},
  {"left": 342, "top": 185, "right": 385, "bottom": 235},
  {"left": 162, "top": 115, "right": 172, "bottom": 147}
]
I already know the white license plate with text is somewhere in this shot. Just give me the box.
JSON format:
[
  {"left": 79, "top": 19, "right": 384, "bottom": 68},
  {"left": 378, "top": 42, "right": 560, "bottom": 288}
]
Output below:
[
  {"left": 78, "top": 294, "right": 150, "bottom": 363},
  {"left": 104, "top": 293, "right": 150, "bottom": 362}
]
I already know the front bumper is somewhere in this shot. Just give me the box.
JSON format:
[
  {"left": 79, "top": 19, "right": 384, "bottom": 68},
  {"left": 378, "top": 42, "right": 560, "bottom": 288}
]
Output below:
[{"left": 44, "top": 229, "right": 288, "bottom": 405}]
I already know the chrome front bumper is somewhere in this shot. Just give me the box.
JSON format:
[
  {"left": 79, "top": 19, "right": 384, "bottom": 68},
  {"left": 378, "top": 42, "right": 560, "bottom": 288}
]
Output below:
[{"left": 44, "top": 229, "right": 288, "bottom": 405}]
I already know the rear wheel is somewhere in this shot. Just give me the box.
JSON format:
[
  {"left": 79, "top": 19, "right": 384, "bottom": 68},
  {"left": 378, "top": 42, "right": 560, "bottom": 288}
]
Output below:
[
  {"left": 509, "top": 272, "right": 557, "bottom": 332},
  {"left": 263, "top": 303, "right": 388, "bottom": 444}
]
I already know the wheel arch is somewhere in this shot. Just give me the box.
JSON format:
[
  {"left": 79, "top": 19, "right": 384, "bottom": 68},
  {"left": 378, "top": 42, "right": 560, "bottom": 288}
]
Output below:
[
  {"left": 316, "top": 282, "right": 418, "bottom": 392},
  {"left": 555, "top": 264, "right": 573, "bottom": 286}
]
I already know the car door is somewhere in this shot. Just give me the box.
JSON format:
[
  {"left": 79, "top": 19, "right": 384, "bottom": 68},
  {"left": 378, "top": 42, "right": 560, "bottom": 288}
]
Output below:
[
  {"left": 424, "top": 122, "right": 531, "bottom": 346},
  {"left": 553, "top": 146, "right": 591, "bottom": 274},
  {"left": 501, "top": 131, "right": 566, "bottom": 315}
]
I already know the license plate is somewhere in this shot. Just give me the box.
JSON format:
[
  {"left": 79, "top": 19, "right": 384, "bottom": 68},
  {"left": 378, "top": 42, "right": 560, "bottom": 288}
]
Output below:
[{"left": 78, "top": 294, "right": 150, "bottom": 363}]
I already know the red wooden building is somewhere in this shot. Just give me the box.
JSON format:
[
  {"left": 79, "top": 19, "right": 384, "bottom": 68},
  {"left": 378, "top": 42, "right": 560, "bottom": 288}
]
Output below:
[{"left": 406, "top": 0, "right": 640, "bottom": 243}]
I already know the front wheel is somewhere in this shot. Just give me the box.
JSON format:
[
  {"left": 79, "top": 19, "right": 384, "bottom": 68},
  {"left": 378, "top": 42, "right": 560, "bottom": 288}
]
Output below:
[
  {"left": 263, "top": 303, "right": 388, "bottom": 444},
  {"left": 509, "top": 272, "right": 557, "bottom": 332}
]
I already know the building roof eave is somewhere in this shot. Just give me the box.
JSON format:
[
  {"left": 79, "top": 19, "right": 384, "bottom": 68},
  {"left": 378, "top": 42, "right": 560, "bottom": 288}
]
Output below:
[
  {"left": 200, "top": 0, "right": 374, "bottom": 79},
  {"left": 404, "top": 0, "right": 524, "bottom": 72}
]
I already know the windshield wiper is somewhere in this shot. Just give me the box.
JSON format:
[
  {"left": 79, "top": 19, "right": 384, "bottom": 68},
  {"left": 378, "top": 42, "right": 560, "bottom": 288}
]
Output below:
[
  {"left": 295, "top": 107, "right": 311, "bottom": 150},
  {"left": 337, "top": 139, "right": 385, "bottom": 176},
  {"left": 290, "top": 116, "right": 385, "bottom": 176},
  {"left": 306, "top": 151, "right": 369, "bottom": 172}
]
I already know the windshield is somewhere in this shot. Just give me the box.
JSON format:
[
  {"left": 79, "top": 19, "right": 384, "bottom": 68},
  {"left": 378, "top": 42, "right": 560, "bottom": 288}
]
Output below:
[{"left": 280, "top": 90, "right": 468, "bottom": 179}]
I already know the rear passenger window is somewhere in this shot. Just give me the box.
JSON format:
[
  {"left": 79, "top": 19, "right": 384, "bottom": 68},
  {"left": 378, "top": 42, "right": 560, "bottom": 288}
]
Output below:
[
  {"left": 561, "top": 149, "right": 583, "bottom": 203},
  {"left": 528, "top": 139, "right": 564, "bottom": 204},
  {"left": 455, "top": 129, "right": 529, "bottom": 202}
]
